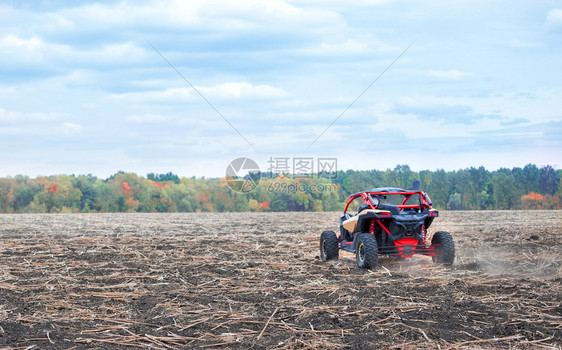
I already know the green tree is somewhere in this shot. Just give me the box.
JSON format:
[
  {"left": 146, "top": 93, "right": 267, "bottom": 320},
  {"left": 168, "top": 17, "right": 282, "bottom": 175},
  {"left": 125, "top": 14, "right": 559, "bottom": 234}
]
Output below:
[
  {"left": 421, "top": 169, "right": 449, "bottom": 209},
  {"left": 492, "top": 173, "right": 518, "bottom": 209},
  {"left": 539, "top": 165, "right": 559, "bottom": 195},
  {"left": 72, "top": 175, "right": 97, "bottom": 212},
  {"left": 11, "top": 187, "right": 35, "bottom": 211},
  {"left": 520, "top": 164, "right": 540, "bottom": 194}
]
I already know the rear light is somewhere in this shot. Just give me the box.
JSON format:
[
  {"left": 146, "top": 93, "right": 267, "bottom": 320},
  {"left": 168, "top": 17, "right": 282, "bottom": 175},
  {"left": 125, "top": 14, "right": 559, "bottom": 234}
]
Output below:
[
  {"left": 378, "top": 212, "right": 391, "bottom": 218},
  {"left": 429, "top": 211, "right": 438, "bottom": 217}
]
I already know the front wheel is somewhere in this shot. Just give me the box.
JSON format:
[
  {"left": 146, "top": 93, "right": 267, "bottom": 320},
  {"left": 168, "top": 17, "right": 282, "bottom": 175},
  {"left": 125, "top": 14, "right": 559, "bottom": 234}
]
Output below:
[
  {"left": 431, "top": 231, "right": 455, "bottom": 265},
  {"left": 320, "top": 230, "right": 339, "bottom": 262},
  {"left": 355, "top": 233, "right": 378, "bottom": 269}
]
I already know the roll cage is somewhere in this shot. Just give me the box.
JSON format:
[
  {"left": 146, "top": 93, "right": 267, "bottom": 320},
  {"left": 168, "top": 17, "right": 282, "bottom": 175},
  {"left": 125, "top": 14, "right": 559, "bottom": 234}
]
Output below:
[{"left": 343, "top": 189, "right": 434, "bottom": 214}]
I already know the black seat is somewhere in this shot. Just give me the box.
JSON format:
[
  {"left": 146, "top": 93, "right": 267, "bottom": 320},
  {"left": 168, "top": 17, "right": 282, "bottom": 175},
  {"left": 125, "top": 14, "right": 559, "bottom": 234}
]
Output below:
[
  {"left": 357, "top": 204, "right": 370, "bottom": 213},
  {"left": 377, "top": 204, "right": 400, "bottom": 215}
]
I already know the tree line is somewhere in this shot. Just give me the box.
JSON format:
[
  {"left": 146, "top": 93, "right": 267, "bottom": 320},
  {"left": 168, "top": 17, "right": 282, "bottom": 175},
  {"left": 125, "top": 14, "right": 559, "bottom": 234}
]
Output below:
[{"left": 0, "top": 164, "right": 560, "bottom": 213}]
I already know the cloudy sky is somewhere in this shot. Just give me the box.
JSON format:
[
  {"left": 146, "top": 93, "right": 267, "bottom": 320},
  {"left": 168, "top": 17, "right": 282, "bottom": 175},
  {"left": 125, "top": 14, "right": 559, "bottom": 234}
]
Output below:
[{"left": 0, "top": 0, "right": 561, "bottom": 178}]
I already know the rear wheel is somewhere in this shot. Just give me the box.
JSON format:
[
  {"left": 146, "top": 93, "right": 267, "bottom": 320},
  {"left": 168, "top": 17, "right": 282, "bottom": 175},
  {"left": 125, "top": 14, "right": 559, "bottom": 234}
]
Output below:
[
  {"left": 320, "top": 230, "right": 339, "bottom": 261},
  {"left": 355, "top": 233, "right": 378, "bottom": 269},
  {"left": 431, "top": 231, "right": 455, "bottom": 265}
]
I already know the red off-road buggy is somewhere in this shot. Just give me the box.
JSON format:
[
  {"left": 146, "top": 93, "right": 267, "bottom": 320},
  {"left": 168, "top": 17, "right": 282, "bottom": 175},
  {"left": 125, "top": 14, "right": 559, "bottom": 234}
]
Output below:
[{"left": 320, "top": 187, "right": 455, "bottom": 269}]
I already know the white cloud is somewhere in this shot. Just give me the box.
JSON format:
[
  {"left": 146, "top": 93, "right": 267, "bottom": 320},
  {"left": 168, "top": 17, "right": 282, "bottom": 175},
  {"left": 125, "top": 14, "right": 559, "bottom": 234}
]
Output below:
[
  {"left": 107, "top": 82, "right": 288, "bottom": 102},
  {"left": 107, "top": 87, "right": 191, "bottom": 102},
  {"left": 0, "top": 108, "right": 65, "bottom": 122},
  {"left": 0, "top": 34, "right": 147, "bottom": 68},
  {"left": 53, "top": 0, "right": 342, "bottom": 33},
  {"left": 0, "top": 34, "right": 43, "bottom": 50},
  {"left": 299, "top": 37, "right": 399, "bottom": 56},
  {"left": 426, "top": 69, "right": 474, "bottom": 80},
  {"left": 127, "top": 114, "right": 168, "bottom": 123},
  {"left": 510, "top": 39, "right": 543, "bottom": 48},
  {"left": 199, "top": 82, "right": 288, "bottom": 99},
  {"left": 57, "top": 122, "right": 84, "bottom": 136},
  {"left": 0, "top": 87, "right": 16, "bottom": 95},
  {"left": 89, "top": 42, "right": 146, "bottom": 63},
  {"left": 545, "top": 9, "right": 562, "bottom": 30},
  {"left": 0, "top": 35, "right": 50, "bottom": 66},
  {"left": 0, "top": 109, "right": 82, "bottom": 138},
  {"left": 0, "top": 1, "right": 344, "bottom": 81}
]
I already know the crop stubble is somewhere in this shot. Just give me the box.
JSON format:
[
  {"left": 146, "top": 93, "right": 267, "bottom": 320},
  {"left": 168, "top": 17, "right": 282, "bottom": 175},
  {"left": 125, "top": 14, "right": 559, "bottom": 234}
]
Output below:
[{"left": 0, "top": 211, "right": 560, "bottom": 349}]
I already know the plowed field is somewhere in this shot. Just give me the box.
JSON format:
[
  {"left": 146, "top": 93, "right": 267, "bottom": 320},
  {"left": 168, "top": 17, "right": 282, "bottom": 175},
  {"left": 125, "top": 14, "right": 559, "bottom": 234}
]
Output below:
[{"left": 0, "top": 211, "right": 560, "bottom": 349}]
